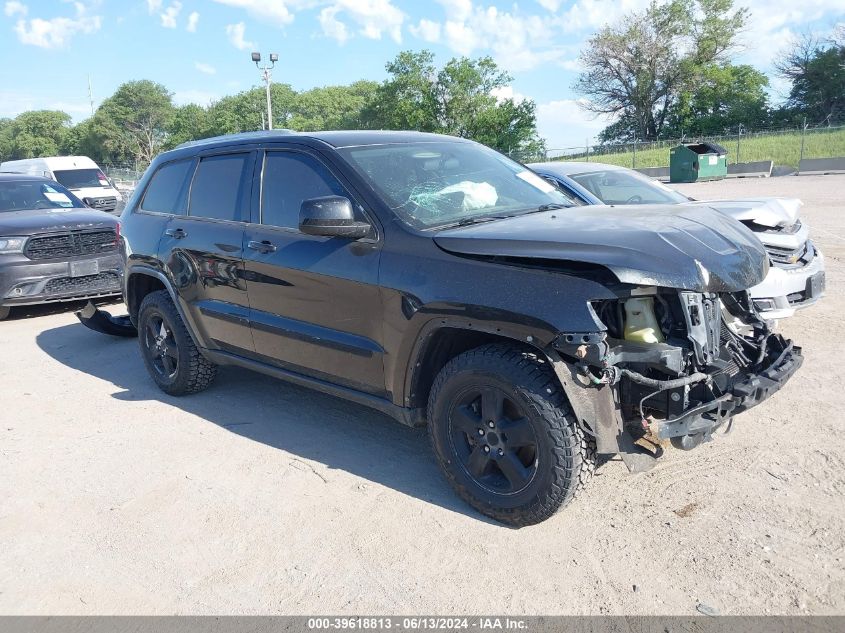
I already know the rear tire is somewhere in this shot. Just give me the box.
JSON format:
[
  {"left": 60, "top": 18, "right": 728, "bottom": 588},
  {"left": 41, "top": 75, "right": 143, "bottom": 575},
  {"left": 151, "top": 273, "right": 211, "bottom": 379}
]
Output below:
[
  {"left": 427, "top": 343, "right": 594, "bottom": 527},
  {"left": 138, "top": 290, "right": 217, "bottom": 395}
]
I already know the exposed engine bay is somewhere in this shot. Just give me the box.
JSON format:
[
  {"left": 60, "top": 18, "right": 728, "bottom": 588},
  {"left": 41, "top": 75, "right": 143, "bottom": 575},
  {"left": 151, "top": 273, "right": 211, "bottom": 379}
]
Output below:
[{"left": 553, "top": 287, "right": 803, "bottom": 458}]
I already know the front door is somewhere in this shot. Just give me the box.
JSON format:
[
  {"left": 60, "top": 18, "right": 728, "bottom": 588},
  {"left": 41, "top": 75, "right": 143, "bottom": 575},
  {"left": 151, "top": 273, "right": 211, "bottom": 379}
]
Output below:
[{"left": 242, "top": 149, "right": 384, "bottom": 396}]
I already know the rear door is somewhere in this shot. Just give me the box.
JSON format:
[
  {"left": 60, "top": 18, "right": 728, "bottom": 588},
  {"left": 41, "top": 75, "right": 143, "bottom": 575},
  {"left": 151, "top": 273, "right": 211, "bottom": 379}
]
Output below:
[
  {"left": 242, "top": 147, "right": 385, "bottom": 395},
  {"left": 160, "top": 150, "right": 255, "bottom": 354}
]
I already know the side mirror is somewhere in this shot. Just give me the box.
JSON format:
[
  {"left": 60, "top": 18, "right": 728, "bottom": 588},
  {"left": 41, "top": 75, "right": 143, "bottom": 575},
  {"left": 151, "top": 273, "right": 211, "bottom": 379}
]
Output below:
[{"left": 299, "top": 196, "right": 371, "bottom": 239}]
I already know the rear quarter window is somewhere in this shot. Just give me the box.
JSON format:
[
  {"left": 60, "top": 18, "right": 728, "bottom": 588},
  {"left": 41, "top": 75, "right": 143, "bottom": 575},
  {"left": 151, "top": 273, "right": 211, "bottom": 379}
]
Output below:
[{"left": 140, "top": 159, "right": 194, "bottom": 214}]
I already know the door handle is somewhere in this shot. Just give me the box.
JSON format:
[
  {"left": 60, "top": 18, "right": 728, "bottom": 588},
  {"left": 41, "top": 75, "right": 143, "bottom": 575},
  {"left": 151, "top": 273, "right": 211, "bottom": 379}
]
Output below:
[
  {"left": 165, "top": 228, "right": 187, "bottom": 239},
  {"left": 247, "top": 240, "right": 277, "bottom": 253}
]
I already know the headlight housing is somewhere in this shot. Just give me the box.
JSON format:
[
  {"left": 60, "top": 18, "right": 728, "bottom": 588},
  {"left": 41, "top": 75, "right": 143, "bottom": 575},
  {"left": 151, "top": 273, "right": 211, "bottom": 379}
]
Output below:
[{"left": 0, "top": 237, "right": 26, "bottom": 253}]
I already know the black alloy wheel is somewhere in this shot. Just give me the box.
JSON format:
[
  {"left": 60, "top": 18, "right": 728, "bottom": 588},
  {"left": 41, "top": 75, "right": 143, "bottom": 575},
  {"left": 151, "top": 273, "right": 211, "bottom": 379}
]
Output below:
[
  {"left": 143, "top": 313, "right": 179, "bottom": 379},
  {"left": 449, "top": 386, "right": 539, "bottom": 495}
]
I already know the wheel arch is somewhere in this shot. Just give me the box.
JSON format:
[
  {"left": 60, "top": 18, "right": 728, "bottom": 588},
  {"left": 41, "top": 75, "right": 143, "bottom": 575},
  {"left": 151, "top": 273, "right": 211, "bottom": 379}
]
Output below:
[
  {"left": 125, "top": 267, "right": 207, "bottom": 351},
  {"left": 404, "top": 320, "right": 557, "bottom": 412}
]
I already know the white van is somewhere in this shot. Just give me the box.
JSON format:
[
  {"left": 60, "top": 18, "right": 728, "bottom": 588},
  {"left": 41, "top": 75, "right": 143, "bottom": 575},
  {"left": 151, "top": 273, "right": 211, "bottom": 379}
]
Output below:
[{"left": 0, "top": 156, "right": 123, "bottom": 213}]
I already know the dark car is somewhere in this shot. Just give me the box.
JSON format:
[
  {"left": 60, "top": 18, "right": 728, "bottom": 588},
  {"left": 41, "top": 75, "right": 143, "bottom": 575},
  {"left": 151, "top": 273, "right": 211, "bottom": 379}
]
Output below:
[
  {"left": 81, "top": 131, "right": 802, "bottom": 526},
  {"left": 0, "top": 173, "right": 122, "bottom": 320}
]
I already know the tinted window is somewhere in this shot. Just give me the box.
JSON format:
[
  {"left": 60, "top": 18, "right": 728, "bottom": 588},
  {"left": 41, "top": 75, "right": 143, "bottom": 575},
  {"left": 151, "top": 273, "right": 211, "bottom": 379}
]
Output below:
[
  {"left": 141, "top": 159, "right": 193, "bottom": 214},
  {"left": 189, "top": 153, "right": 249, "bottom": 221},
  {"left": 261, "top": 152, "right": 350, "bottom": 229}
]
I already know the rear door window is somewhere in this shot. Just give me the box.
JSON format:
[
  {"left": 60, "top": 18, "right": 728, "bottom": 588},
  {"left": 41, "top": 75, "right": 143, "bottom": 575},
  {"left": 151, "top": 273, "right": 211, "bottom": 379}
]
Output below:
[
  {"left": 189, "top": 153, "right": 250, "bottom": 222},
  {"left": 141, "top": 159, "right": 194, "bottom": 214}
]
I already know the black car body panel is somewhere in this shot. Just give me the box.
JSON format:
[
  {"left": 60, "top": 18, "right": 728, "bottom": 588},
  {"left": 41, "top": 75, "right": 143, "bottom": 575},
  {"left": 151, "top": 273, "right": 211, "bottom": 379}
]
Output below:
[
  {"left": 0, "top": 175, "right": 121, "bottom": 309},
  {"left": 434, "top": 205, "right": 768, "bottom": 293},
  {"left": 105, "top": 131, "right": 801, "bottom": 473}
]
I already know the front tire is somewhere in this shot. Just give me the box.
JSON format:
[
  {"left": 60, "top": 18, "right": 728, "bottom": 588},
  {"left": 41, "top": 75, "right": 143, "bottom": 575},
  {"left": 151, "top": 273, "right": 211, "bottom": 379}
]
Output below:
[
  {"left": 138, "top": 290, "right": 217, "bottom": 395},
  {"left": 428, "top": 344, "right": 594, "bottom": 526}
]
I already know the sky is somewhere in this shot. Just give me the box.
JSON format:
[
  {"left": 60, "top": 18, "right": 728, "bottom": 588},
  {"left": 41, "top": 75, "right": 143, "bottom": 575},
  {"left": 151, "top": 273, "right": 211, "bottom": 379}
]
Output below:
[{"left": 1, "top": 0, "right": 843, "bottom": 148}]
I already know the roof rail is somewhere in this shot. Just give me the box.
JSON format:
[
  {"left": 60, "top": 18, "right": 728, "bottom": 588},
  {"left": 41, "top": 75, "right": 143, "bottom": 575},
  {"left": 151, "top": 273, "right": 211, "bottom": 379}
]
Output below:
[{"left": 174, "top": 129, "right": 294, "bottom": 150}]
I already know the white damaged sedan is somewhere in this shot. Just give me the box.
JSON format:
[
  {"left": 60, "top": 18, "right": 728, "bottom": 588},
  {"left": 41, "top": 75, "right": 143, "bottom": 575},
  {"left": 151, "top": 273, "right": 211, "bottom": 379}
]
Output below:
[{"left": 530, "top": 161, "right": 826, "bottom": 320}]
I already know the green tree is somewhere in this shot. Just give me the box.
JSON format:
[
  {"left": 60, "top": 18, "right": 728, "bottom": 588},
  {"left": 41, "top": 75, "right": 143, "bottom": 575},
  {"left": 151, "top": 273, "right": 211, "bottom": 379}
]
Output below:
[
  {"left": 95, "top": 80, "right": 176, "bottom": 165},
  {"left": 167, "top": 104, "right": 212, "bottom": 148},
  {"left": 288, "top": 81, "right": 378, "bottom": 131},
  {"left": 365, "top": 50, "right": 544, "bottom": 155},
  {"left": 3, "top": 110, "right": 72, "bottom": 159},
  {"left": 775, "top": 29, "right": 845, "bottom": 125},
  {"left": 363, "top": 50, "right": 441, "bottom": 131},
  {"left": 576, "top": 0, "right": 748, "bottom": 141},
  {"left": 0, "top": 118, "right": 13, "bottom": 160},
  {"left": 664, "top": 63, "right": 770, "bottom": 137},
  {"left": 207, "top": 83, "right": 297, "bottom": 135}
]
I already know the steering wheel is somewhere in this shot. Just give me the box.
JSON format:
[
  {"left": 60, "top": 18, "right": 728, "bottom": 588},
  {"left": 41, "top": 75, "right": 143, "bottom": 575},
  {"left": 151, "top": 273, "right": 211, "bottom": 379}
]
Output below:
[{"left": 625, "top": 195, "right": 643, "bottom": 204}]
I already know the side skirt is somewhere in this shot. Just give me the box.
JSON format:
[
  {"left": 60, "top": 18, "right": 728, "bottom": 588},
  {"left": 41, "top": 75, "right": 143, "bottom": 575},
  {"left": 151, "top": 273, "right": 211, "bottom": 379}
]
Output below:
[{"left": 203, "top": 348, "right": 425, "bottom": 429}]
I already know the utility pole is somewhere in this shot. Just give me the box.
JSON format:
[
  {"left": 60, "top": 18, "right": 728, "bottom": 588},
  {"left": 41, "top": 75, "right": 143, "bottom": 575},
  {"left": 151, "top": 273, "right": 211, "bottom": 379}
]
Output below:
[
  {"left": 251, "top": 52, "right": 278, "bottom": 130},
  {"left": 87, "top": 74, "right": 95, "bottom": 116}
]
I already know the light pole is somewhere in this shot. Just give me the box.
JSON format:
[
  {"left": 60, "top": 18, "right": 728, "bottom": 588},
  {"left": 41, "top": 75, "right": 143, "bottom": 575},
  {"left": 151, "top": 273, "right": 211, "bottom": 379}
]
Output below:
[{"left": 251, "top": 51, "right": 278, "bottom": 130}]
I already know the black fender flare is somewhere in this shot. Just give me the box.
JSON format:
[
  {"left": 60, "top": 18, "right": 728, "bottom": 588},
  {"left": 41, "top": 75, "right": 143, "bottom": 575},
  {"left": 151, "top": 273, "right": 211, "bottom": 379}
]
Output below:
[{"left": 124, "top": 266, "right": 208, "bottom": 351}]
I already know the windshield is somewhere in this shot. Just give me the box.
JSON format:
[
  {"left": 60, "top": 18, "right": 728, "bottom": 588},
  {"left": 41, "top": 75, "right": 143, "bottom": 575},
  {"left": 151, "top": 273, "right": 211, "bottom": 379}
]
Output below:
[
  {"left": 0, "top": 180, "right": 85, "bottom": 212},
  {"left": 338, "top": 141, "right": 577, "bottom": 228},
  {"left": 53, "top": 168, "right": 110, "bottom": 190},
  {"left": 569, "top": 169, "right": 689, "bottom": 205}
]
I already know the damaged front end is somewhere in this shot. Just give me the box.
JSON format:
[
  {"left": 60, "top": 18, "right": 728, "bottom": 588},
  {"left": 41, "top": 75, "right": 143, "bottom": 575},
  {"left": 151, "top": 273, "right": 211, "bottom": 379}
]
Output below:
[{"left": 548, "top": 287, "right": 802, "bottom": 471}]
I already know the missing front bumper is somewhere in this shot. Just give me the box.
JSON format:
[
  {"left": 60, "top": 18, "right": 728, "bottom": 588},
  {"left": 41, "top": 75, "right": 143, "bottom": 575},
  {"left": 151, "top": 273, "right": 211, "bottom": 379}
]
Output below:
[{"left": 657, "top": 339, "right": 803, "bottom": 440}]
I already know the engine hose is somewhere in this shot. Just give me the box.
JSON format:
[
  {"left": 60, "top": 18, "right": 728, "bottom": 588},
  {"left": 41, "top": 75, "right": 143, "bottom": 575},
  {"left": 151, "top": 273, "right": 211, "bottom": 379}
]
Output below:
[
  {"left": 619, "top": 369, "right": 709, "bottom": 391},
  {"left": 755, "top": 333, "right": 771, "bottom": 366}
]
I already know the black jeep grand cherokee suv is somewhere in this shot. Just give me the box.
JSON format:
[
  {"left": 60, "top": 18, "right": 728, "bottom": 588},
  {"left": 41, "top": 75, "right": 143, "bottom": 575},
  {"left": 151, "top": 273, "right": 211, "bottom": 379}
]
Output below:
[{"left": 86, "top": 130, "right": 802, "bottom": 526}]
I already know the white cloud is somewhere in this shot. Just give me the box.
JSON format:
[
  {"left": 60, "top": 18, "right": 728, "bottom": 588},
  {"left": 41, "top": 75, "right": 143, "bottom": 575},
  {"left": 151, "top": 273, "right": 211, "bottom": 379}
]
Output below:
[
  {"left": 318, "top": 0, "right": 404, "bottom": 44},
  {"left": 212, "top": 0, "right": 298, "bottom": 27},
  {"left": 173, "top": 90, "right": 219, "bottom": 107},
  {"left": 225, "top": 21, "right": 254, "bottom": 50},
  {"left": 319, "top": 6, "right": 350, "bottom": 44},
  {"left": 536, "top": 99, "right": 613, "bottom": 149},
  {"left": 186, "top": 10, "right": 199, "bottom": 32},
  {"left": 160, "top": 1, "right": 182, "bottom": 28},
  {"left": 13, "top": 2, "right": 102, "bottom": 49},
  {"left": 409, "top": 18, "right": 441, "bottom": 43},
  {"left": 491, "top": 86, "right": 527, "bottom": 104},
  {"left": 4, "top": 1, "right": 27, "bottom": 17},
  {"left": 146, "top": 0, "right": 162, "bottom": 13},
  {"left": 536, "top": 0, "right": 563, "bottom": 10},
  {"left": 194, "top": 61, "right": 216, "bottom": 75}
]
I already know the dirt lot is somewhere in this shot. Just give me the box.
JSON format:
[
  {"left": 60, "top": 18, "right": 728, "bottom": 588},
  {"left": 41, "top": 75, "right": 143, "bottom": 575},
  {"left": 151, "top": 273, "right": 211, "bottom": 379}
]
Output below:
[{"left": 0, "top": 175, "right": 843, "bottom": 615}]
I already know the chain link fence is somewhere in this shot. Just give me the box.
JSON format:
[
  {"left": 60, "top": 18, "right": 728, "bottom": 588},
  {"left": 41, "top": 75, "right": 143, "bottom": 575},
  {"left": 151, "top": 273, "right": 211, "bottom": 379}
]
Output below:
[{"left": 511, "top": 120, "right": 845, "bottom": 170}]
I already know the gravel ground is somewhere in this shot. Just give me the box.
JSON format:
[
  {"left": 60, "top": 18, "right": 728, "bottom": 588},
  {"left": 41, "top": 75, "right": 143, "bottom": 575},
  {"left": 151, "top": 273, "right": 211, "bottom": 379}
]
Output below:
[{"left": 0, "top": 175, "right": 843, "bottom": 615}]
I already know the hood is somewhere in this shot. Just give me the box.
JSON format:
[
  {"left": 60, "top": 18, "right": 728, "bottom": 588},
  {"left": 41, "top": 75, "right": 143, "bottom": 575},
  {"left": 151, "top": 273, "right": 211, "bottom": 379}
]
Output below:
[
  {"left": 683, "top": 197, "right": 802, "bottom": 228},
  {"left": 0, "top": 208, "right": 118, "bottom": 236},
  {"left": 434, "top": 205, "right": 768, "bottom": 293}
]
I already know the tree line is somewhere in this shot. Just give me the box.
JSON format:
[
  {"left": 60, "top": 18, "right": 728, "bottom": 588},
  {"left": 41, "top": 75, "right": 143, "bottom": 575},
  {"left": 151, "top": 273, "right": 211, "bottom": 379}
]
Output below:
[
  {"left": 0, "top": 50, "right": 543, "bottom": 166},
  {"left": 1, "top": 0, "right": 842, "bottom": 162},
  {"left": 576, "top": 0, "right": 845, "bottom": 144}
]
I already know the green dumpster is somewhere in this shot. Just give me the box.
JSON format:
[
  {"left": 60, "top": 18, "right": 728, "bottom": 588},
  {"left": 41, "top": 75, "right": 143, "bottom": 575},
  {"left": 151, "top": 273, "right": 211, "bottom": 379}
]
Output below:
[{"left": 669, "top": 142, "right": 727, "bottom": 183}]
